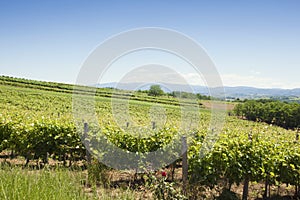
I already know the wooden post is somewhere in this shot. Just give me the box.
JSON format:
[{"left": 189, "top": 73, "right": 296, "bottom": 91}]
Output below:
[
  {"left": 84, "top": 122, "right": 91, "bottom": 164},
  {"left": 152, "top": 121, "right": 156, "bottom": 129},
  {"left": 242, "top": 131, "right": 253, "bottom": 200},
  {"left": 182, "top": 136, "right": 188, "bottom": 195},
  {"left": 242, "top": 177, "right": 249, "bottom": 200},
  {"left": 263, "top": 178, "right": 268, "bottom": 199}
]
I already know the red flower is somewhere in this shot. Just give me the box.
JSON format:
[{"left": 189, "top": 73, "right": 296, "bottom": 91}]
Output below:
[{"left": 161, "top": 171, "right": 167, "bottom": 177}]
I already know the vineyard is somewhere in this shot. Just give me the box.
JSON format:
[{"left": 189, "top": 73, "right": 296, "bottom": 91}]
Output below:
[{"left": 0, "top": 76, "right": 300, "bottom": 199}]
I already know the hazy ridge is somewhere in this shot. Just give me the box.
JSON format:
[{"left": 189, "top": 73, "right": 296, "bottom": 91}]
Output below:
[{"left": 96, "top": 82, "right": 300, "bottom": 99}]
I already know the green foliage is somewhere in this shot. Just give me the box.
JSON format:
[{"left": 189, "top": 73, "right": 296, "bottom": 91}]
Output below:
[
  {"left": 145, "top": 172, "right": 187, "bottom": 200},
  {"left": 169, "top": 91, "right": 211, "bottom": 100},
  {"left": 87, "top": 160, "right": 111, "bottom": 187},
  {"left": 1, "top": 76, "right": 300, "bottom": 198},
  {"left": 233, "top": 99, "right": 300, "bottom": 129},
  {"left": 0, "top": 77, "right": 187, "bottom": 165},
  {"left": 216, "top": 189, "right": 239, "bottom": 200},
  {"left": 170, "top": 91, "right": 196, "bottom": 99},
  {"left": 189, "top": 119, "right": 300, "bottom": 194},
  {"left": 0, "top": 75, "right": 196, "bottom": 107},
  {"left": 148, "top": 85, "right": 164, "bottom": 97}
]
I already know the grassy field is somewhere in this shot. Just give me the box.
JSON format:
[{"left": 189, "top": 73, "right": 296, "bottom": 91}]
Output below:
[
  {"left": 0, "top": 163, "right": 145, "bottom": 200},
  {"left": 0, "top": 164, "right": 88, "bottom": 200}
]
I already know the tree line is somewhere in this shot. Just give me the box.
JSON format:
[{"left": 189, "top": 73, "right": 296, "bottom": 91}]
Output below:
[
  {"left": 144, "top": 84, "right": 211, "bottom": 100},
  {"left": 233, "top": 99, "right": 300, "bottom": 129}
]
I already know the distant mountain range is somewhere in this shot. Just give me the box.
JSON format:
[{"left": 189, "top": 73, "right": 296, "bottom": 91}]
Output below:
[{"left": 96, "top": 82, "right": 300, "bottom": 99}]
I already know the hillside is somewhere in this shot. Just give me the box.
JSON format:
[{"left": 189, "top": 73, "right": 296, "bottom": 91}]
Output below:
[
  {"left": 0, "top": 76, "right": 299, "bottom": 199},
  {"left": 0, "top": 76, "right": 204, "bottom": 107}
]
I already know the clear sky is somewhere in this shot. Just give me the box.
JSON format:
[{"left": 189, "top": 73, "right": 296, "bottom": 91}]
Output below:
[{"left": 0, "top": 0, "right": 300, "bottom": 89}]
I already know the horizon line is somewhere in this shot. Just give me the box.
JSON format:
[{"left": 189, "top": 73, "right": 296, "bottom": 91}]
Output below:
[{"left": 1, "top": 74, "right": 300, "bottom": 90}]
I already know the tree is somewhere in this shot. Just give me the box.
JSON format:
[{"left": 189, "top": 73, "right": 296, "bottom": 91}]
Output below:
[{"left": 148, "top": 85, "right": 164, "bottom": 97}]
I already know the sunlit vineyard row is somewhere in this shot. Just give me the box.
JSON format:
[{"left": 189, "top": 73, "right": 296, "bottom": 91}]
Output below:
[{"left": 0, "top": 76, "right": 299, "bottom": 198}]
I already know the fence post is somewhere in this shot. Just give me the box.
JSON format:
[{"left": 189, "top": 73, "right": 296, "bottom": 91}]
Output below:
[
  {"left": 152, "top": 121, "right": 156, "bottom": 129},
  {"left": 242, "top": 131, "right": 253, "bottom": 200},
  {"left": 84, "top": 122, "right": 91, "bottom": 164},
  {"left": 242, "top": 178, "right": 249, "bottom": 200},
  {"left": 182, "top": 136, "right": 188, "bottom": 195}
]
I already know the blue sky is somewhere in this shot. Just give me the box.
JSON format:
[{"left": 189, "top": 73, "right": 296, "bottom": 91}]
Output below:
[{"left": 0, "top": 0, "right": 300, "bottom": 89}]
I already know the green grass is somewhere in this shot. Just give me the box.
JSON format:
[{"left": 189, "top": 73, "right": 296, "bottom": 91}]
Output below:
[
  {"left": 0, "top": 165, "right": 88, "bottom": 200},
  {"left": 0, "top": 164, "right": 143, "bottom": 200}
]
